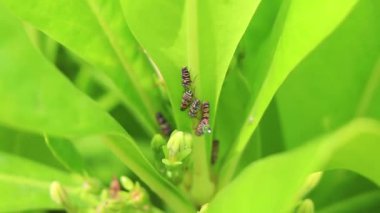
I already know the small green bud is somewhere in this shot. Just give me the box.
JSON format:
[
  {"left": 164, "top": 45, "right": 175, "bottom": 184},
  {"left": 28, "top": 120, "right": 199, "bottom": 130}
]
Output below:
[
  {"left": 296, "top": 199, "right": 314, "bottom": 213},
  {"left": 120, "top": 176, "right": 134, "bottom": 191},
  {"left": 151, "top": 134, "right": 166, "bottom": 152},
  {"left": 128, "top": 182, "right": 150, "bottom": 207},
  {"left": 164, "top": 168, "right": 184, "bottom": 184},
  {"left": 50, "top": 181, "right": 70, "bottom": 207},
  {"left": 164, "top": 130, "right": 192, "bottom": 162}
]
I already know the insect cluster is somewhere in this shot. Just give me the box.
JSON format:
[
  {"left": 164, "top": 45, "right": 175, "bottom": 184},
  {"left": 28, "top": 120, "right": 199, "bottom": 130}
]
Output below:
[{"left": 180, "top": 66, "right": 211, "bottom": 136}]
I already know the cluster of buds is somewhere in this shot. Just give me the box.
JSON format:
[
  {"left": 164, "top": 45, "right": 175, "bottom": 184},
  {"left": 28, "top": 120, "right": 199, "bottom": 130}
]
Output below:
[
  {"left": 50, "top": 176, "right": 153, "bottom": 212},
  {"left": 151, "top": 130, "right": 193, "bottom": 184}
]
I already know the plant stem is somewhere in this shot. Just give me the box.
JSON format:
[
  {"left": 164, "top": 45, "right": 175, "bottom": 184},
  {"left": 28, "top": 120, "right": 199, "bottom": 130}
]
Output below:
[{"left": 190, "top": 136, "right": 215, "bottom": 205}]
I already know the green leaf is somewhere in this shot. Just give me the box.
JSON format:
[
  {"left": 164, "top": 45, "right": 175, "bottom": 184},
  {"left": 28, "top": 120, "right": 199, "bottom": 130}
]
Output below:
[
  {"left": 208, "top": 118, "right": 380, "bottom": 213},
  {"left": 309, "top": 170, "right": 380, "bottom": 213},
  {"left": 44, "top": 136, "right": 86, "bottom": 175},
  {"left": 214, "top": 0, "right": 285, "bottom": 169},
  {"left": 0, "top": 125, "right": 64, "bottom": 170},
  {"left": 317, "top": 191, "right": 380, "bottom": 213},
  {"left": 0, "top": 4, "right": 193, "bottom": 212},
  {"left": 214, "top": 67, "right": 251, "bottom": 164},
  {"left": 220, "top": 0, "right": 361, "bottom": 186},
  {"left": 0, "top": 152, "right": 81, "bottom": 211},
  {"left": 74, "top": 136, "right": 127, "bottom": 182},
  {"left": 121, "top": 0, "right": 262, "bottom": 131},
  {"left": 275, "top": 0, "right": 380, "bottom": 149},
  {"left": 1, "top": 0, "right": 160, "bottom": 135}
]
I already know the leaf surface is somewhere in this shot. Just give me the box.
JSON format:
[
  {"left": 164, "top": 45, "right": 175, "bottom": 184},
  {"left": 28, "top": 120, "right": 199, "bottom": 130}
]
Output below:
[
  {"left": 0, "top": 4, "right": 193, "bottom": 212},
  {"left": 209, "top": 118, "right": 380, "bottom": 213},
  {"left": 0, "top": 152, "right": 81, "bottom": 211}
]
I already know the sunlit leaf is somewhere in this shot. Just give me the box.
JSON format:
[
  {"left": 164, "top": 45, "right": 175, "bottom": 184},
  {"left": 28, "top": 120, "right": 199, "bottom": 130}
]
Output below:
[
  {"left": 0, "top": 4, "right": 193, "bottom": 212},
  {"left": 1, "top": 0, "right": 161, "bottom": 135},
  {"left": 220, "top": 0, "right": 361, "bottom": 185},
  {"left": 209, "top": 118, "right": 380, "bottom": 213}
]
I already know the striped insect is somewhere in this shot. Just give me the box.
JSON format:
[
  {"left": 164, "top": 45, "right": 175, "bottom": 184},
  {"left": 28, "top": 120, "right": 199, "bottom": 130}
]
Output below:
[
  {"left": 188, "top": 99, "right": 201, "bottom": 117},
  {"left": 181, "top": 66, "right": 192, "bottom": 89},
  {"left": 211, "top": 140, "right": 219, "bottom": 165},
  {"left": 195, "top": 118, "right": 211, "bottom": 136},
  {"left": 180, "top": 90, "right": 193, "bottom": 111},
  {"left": 156, "top": 112, "right": 172, "bottom": 137},
  {"left": 201, "top": 101, "right": 210, "bottom": 120}
]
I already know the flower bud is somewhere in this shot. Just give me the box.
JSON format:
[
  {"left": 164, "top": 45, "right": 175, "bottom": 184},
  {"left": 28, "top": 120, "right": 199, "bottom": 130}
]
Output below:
[
  {"left": 164, "top": 130, "right": 192, "bottom": 163},
  {"left": 151, "top": 134, "right": 166, "bottom": 153},
  {"left": 120, "top": 176, "right": 134, "bottom": 191},
  {"left": 128, "top": 182, "right": 150, "bottom": 208}
]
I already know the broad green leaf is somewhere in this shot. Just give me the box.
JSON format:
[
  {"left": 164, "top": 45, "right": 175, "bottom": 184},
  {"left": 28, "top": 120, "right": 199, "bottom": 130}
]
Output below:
[
  {"left": 0, "top": 152, "right": 81, "bottom": 211},
  {"left": 1, "top": 0, "right": 160, "bottom": 135},
  {"left": 45, "top": 136, "right": 86, "bottom": 175},
  {"left": 23, "top": 26, "right": 59, "bottom": 63},
  {"left": 208, "top": 118, "right": 380, "bottom": 213},
  {"left": 309, "top": 170, "right": 380, "bottom": 213},
  {"left": 317, "top": 191, "right": 380, "bottom": 213},
  {"left": 275, "top": 0, "right": 380, "bottom": 149},
  {"left": 214, "top": 0, "right": 285, "bottom": 169},
  {"left": 0, "top": 5, "right": 193, "bottom": 212},
  {"left": 214, "top": 66, "right": 251, "bottom": 164},
  {"left": 220, "top": 0, "right": 360, "bottom": 186},
  {"left": 121, "top": 0, "right": 262, "bottom": 131},
  {"left": 233, "top": 97, "right": 287, "bottom": 174}
]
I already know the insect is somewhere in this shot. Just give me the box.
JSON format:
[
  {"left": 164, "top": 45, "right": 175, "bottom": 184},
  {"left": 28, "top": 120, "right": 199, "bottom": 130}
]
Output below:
[
  {"left": 195, "top": 118, "right": 211, "bottom": 136},
  {"left": 180, "top": 90, "right": 193, "bottom": 111},
  {"left": 109, "top": 177, "right": 120, "bottom": 198},
  {"left": 181, "top": 66, "right": 192, "bottom": 89},
  {"left": 211, "top": 140, "right": 219, "bottom": 165},
  {"left": 189, "top": 99, "right": 201, "bottom": 117},
  {"left": 201, "top": 101, "right": 210, "bottom": 120},
  {"left": 156, "top": 112, "right": 172, "bottom": 137}
]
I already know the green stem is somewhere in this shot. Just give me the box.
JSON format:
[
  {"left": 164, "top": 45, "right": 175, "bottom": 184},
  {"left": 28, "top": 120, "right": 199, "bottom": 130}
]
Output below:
[
  {"left": 190, "top": 136, "right": 214, "bottom": 205},
  {"left": 186, "top": 0, "right": 215, "bottom": 204}
]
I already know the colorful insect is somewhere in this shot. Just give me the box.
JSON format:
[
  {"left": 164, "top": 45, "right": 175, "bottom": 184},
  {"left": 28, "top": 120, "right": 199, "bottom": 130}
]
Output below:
[
  {"left": 189, "top": 99, "right": 201, "bottom": 117},
  {"left": 211, "top": 140, "right": 219, "bottom": 165},
  {"left": 156, "top": 112, "right": 172, "bottom": 137},
  {"left": 195, "top": 118, "right": 211, "bottom": 136},
  {"left": 180, "top": 90, "right": 193, "bottom": 111},
  {"left": 201, "top": 101, "right": 210, "bottom": 120},
  {"left": 181, "top": 66, "right": 192, "bottom": 89}
]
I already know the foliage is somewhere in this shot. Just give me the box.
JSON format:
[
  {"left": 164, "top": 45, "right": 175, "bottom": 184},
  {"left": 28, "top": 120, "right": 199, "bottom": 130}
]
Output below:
[{"left": 0, "top": 0, "right": 379, "bottom": 212}]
